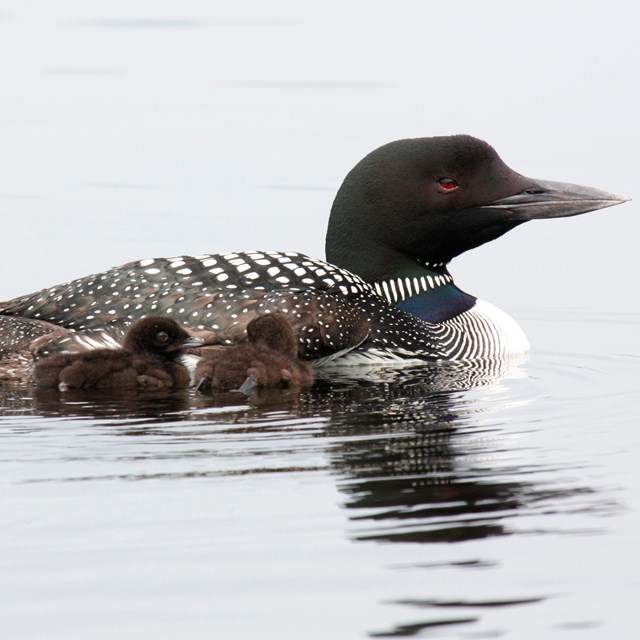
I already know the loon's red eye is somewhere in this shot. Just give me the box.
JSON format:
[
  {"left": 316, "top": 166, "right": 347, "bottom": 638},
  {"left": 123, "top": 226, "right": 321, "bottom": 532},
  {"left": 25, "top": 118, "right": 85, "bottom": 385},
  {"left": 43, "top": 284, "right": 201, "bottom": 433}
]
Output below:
[{"left": 438, "top": 178, "right": 458, "bottom": 191}]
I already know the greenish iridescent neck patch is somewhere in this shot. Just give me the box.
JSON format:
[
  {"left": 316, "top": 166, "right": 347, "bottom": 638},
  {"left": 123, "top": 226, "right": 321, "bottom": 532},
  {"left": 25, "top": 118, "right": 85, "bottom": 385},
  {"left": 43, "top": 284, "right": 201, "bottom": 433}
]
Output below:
[{"left": 371, "top": 262, "right": 476, "bottom": 323}]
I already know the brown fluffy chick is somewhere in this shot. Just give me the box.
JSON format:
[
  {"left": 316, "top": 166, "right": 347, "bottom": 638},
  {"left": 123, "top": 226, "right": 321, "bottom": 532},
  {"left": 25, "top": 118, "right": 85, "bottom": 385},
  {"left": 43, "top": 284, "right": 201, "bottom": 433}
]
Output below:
[
  {"left": 195, "top": 313, "right": 314, "bottom": 392},
  {"left": 32, "top": 317, "right": 203, "bottom": 390}
]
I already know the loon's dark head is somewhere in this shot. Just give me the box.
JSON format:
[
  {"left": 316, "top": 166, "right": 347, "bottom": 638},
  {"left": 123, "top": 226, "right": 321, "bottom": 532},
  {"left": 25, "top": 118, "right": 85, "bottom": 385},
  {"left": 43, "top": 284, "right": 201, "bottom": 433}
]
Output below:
[
  {"left": 326, "top": 135, "right": 628, "bottom": 281},
  {"left": 123, "top": 316, "right": 203, "bottom": 358}
]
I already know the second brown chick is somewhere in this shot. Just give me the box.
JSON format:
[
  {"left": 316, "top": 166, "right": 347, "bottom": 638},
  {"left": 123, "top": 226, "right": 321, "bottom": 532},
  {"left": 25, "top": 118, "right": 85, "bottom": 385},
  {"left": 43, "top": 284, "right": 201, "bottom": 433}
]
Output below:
[{"left": 195, "top": 313, "right": 314, "bottom": 392}]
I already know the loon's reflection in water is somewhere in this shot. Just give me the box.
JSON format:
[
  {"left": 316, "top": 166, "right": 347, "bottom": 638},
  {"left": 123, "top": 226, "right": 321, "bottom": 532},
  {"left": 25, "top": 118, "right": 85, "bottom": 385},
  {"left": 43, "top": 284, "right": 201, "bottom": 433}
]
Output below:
[
  {"left": 1, "top": 355, "right": 600, "bottom": 544},
  {"left": 312, "top": 357, "right": 599, "bottom": 545}
]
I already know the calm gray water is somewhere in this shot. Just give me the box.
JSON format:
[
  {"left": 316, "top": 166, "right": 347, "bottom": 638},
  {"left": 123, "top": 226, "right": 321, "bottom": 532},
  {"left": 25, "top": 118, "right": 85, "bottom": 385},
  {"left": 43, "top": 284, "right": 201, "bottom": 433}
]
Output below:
[
  {"left": 1, "top": 1, "right": 639, "bottom": 638},
  {"left": 2, "top": 337, "right": 639, "bottom": 639}
]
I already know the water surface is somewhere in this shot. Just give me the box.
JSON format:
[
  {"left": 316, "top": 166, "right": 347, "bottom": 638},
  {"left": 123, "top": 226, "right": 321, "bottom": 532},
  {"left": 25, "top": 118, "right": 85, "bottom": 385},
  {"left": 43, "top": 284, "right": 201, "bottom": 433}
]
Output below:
[{"left": 2, "top": 324, "right": 639, "bottom": 638}]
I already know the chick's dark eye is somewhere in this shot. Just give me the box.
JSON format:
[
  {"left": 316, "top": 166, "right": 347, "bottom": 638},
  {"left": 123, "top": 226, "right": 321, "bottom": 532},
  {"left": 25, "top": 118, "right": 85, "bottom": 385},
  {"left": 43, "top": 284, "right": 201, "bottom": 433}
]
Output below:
[
  {"left": 156, "top": 331, "right": 169, "bottom": 342},
  {"left": 438, "top": 177, "right": 458, "bottom": 191}
]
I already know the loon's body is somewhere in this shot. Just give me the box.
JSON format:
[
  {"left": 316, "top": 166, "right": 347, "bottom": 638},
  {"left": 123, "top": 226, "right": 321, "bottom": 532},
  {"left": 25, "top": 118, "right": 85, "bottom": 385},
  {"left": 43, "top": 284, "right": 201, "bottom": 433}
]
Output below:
[
  {"left": 0, "top": 135, "right": 628, "bottom": 373},
  {"left": 0, "top": 251, "right": 529, "bottom": 367}
]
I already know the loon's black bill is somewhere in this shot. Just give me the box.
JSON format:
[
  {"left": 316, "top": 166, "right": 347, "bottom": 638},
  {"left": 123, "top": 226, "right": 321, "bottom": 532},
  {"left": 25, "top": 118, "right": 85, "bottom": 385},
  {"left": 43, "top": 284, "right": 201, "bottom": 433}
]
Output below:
[{"left": 485, "top": 179, "right": 630, "bottom": 220}]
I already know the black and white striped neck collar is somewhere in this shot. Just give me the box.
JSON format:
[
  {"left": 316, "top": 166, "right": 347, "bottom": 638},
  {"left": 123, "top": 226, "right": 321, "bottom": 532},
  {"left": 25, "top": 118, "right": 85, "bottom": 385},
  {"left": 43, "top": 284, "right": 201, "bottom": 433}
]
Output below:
[{"left": 372, "top": 272, "right": 454, "bottom": 305}]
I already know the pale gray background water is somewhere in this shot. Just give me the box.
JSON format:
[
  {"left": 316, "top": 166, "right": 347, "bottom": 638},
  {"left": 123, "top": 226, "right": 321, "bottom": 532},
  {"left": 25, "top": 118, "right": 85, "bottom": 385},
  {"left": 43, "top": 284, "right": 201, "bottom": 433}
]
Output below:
[{"left": 1, "top": 1, "right": 639, "bottom": 638}]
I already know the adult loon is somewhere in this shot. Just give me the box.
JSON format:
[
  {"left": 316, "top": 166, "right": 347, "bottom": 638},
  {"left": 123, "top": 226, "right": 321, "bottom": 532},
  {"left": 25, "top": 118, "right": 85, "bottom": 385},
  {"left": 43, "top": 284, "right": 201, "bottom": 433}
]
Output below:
[{"left": 0, "top": 135, "right": 629, "bottom": 370}]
